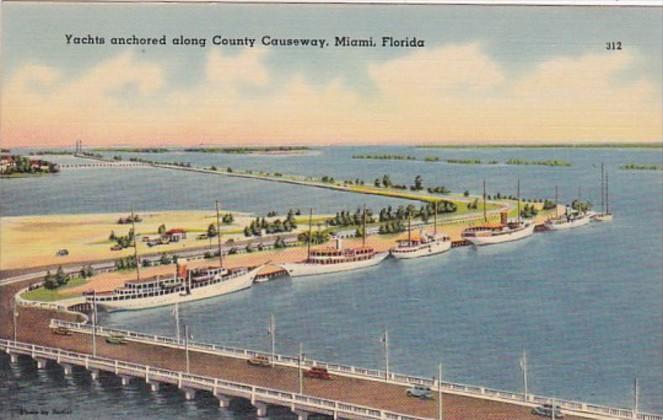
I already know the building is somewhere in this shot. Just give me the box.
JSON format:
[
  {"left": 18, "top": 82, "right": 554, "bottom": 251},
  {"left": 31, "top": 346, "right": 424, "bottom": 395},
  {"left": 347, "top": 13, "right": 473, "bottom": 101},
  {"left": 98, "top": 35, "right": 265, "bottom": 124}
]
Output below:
[{"left": 164, "top": 228, "right": 187, "bottom": 242}]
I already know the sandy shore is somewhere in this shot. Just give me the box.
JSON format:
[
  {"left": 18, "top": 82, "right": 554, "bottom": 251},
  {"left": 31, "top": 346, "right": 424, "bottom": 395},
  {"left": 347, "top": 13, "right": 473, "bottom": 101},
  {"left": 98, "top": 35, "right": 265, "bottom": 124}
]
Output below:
[{"left": 0, "top": 210, "right": 306, "bottom": 271}]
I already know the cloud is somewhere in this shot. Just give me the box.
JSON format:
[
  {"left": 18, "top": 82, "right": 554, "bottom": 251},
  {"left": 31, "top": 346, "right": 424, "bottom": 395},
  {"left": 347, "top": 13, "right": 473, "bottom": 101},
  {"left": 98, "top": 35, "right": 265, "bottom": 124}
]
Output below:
[{"left": 1, "top": 43, "right": 661, "bottom": 147}]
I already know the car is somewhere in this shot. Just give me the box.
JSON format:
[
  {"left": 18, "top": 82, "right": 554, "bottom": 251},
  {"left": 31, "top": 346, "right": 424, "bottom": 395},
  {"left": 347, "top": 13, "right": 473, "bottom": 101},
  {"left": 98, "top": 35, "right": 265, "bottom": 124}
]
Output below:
[
  {"left": 105, "top": 334, "right": 127, "bottom": 345},
  {"left": 406, "top": 385, "right": 434, "bottom": 400},
  {"left": 110, "top": 244, "right": 123, "bottom": 251},
  {"left": 52, "top": 326, "right": 72, "bottom": 336},
  {"left": 247, "top": 355, "right": 271, "bottom": 367},
  {"left": 56, "top": 249, "right": 69, "bottom": 256},
  {"left": 196, "top": 234, "right": 208, "bottom": 240},
  {"left": 532, "top": 404, "right": 564, "bottom": 418},
  {"left": 304, "top": 366, "right": 331, "bottom": 380}
]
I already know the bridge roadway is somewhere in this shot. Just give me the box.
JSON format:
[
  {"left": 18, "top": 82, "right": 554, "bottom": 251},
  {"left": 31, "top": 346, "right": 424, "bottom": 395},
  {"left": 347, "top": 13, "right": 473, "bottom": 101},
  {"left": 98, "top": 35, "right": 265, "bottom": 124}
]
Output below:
[{"left": 1, "top": 279, "right": 598, "bottom": 420}]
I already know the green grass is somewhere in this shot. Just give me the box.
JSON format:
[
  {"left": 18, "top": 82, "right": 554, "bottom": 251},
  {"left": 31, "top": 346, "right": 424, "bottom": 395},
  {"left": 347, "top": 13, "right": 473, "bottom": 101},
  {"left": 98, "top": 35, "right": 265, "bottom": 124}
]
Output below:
[{"left": 21, "top": 276, "right": 89, "bottom": 302}]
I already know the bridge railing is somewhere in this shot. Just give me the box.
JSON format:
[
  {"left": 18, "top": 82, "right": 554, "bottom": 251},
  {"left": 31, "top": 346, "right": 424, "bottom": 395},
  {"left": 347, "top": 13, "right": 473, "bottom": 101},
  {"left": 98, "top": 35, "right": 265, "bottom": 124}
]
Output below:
[
  {"left": 49, "top": 319, "right": 661, "bottom": 420},
  {"left": 0, "top": 338, "right": 427, "bottom": 420}
]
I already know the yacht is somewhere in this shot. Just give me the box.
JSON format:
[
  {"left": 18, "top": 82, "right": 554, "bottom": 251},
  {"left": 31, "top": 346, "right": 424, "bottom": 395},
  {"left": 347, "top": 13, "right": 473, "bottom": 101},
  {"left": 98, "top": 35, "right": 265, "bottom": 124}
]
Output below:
[
  {"left": 461, "top": 180, "right": 535, "bottom": 246},
  {"left": 280, "top": 238, "right": 388, "bottom": 278},
  {"left": 85, "top": 260, "right": 262, "bottom": 311},
  {"left": 391, "top": 204, "right": 451, "bottom": 259}
]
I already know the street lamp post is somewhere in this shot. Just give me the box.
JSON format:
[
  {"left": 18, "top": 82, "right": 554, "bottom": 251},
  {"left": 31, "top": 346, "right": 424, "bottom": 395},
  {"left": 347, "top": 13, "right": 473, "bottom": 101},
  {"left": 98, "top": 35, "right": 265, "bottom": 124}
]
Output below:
[
  {"left": 184, "top": 324, "right": 190, "bottom": 374},
  {"left": 298, "top": 342, "right": 304, "bottom": 394},
  {"left": 438, "top": 363, "right": 443, "bottom": 420}
]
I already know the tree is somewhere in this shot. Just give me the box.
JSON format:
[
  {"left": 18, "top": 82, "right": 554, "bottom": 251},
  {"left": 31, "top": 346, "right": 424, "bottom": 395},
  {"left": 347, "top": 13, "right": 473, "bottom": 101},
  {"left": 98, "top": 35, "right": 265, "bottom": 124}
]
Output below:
[
  {"left": 207, "top": 223, "right": 218, "bottom": 238},
  {"left": 463, "top": 190, "right": 470, "bottom": 197},
  {"left": 109, "top": 230, "right": 116, "bottom": 241},
  {"left": 43, "top": 270, "right": 57, "bottom": 289},
  {"left": 382, "top": 174, "right": 392, "bottom": 188},
  {"left": 412, "top": 175, "right": 424, "bottom": 191},
  {"left": 158, "top": 224, "right": 166, "bottom": 235},
  {"left": 55, "top": 266, "right": 68, "bottom": 286}
]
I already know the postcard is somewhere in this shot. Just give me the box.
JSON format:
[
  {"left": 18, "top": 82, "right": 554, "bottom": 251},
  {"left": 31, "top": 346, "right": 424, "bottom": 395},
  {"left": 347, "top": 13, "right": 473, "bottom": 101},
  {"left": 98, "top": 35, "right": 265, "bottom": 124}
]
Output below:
[{"left": 1, "top": 1, "right": 662, "bottom": 419}]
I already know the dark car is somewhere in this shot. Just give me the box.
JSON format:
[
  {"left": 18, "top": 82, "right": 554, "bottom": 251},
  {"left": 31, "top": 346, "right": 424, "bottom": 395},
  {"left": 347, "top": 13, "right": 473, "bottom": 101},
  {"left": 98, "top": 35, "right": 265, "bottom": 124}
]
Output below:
[
  {"left": 52, "top": 326, "right": 72, "bottom": 336},
  {"left": 247, "top": 355, "right": 271, "bottom": 367},
  {"left": 304, "top": 366, "right": 332, "bottom": 380},
  {"left": 532, "top": 404, "right": 564, "bottom": 418}
]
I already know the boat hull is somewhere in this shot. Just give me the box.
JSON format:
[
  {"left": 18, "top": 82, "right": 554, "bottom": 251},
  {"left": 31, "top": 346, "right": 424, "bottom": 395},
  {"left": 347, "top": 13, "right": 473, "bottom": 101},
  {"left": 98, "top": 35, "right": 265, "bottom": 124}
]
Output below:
[
  {"left": 545, "top": 215, "right": 591, "bottom": 230},
  {"left": 592, "top": 213, "right": 613, "bottom": 222},
  {"left": 465, "top": 222, "right": 535, "bottom": 246},
  {"left": 280, "top": 252, "right": 389, "bottom": 278},
  {"left": 391, "top": 240, "right": 451, "bottom": 259},
  {"left": 96, "top": 266, "right": 261, "bottom": 312}
]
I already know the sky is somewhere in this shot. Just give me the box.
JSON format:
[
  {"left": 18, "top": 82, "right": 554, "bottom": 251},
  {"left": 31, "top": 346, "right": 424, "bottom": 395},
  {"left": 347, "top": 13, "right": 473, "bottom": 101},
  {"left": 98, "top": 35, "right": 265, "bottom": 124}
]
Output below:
[{"left": 1, "top": 3, "right": 662, "bottom": 147}]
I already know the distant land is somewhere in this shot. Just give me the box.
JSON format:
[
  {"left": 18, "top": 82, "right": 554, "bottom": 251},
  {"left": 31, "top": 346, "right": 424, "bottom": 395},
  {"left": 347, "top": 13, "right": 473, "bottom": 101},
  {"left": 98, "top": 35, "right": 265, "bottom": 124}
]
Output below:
[{"left": 416, "top": 143, "right": 662, "bottom": 149}]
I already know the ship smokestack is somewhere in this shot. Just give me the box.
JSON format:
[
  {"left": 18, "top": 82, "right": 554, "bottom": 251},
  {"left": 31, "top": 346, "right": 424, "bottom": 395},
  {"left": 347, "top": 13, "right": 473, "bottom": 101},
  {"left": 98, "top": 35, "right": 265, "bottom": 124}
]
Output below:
[
  {"left": 177, "top": 258, "right": 188, "bottom": 280},
  {"left": 335, "top": 237, "right": 342, "bottom": 250},
  {"left": 500, "top": 211, "right": 508, "bottom": 226}
]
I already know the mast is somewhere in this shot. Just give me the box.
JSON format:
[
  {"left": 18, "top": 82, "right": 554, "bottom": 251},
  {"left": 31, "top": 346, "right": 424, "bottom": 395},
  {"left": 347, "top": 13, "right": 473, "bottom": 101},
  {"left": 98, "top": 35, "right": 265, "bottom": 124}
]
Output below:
[
  {"left": 606, "top": 170, "right": 610, "bottom": 214},
  {"left": 307, "top": 208, "right": 313, "bottom": 259},
  {"left": 407, "top": 213, "right": 412, "bottom": 244},
  {"left": 434, "top": 201, "right": 438, "bottom": 235},
  {"left": 555, "top": 185, "right": 559, "bottom": 218},
  {"left": 215, "top": 200, "right": 223, "bottom": 268},
  {"left": 483, "top": 179, "right": 487, "bottom": 222},
  {"left": 601, "top": 162, "right": 605, "bottom": 214},
  {"left": 517, "top": 179, "right": 521, "bottom": 223},
  {"left": 131, "top": 209, "right": 140, "bottom": 282},
  {"left": 362, "top": 204, "right": 367, "bottom": 247}
]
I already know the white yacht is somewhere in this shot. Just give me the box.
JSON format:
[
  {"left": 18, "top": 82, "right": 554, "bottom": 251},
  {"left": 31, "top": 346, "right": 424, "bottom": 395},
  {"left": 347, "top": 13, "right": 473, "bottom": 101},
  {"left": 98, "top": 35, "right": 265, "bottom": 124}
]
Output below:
[
  {"left": 85, "top": 260, "right": 262, "bottom": 311},
  {"left": 545, "top": 210, "right": 591, "bottom": 230},
  {"left": 391, "top": 231, "right": 451, "bottom": 259},
  {"left": 390, "top": 206, "right": 451, "bottom": 259},
  {"left": 461, "top": 180, "right": 535, "bottom": 246},
  {"left": 280, "top": 238, "right": 388, "bottom": 278}
]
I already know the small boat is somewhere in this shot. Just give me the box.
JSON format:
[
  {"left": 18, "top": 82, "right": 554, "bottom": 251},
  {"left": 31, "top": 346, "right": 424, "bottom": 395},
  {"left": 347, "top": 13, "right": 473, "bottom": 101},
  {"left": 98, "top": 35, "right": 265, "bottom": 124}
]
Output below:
[
  {"left": 593, "top": 163, "right": 613, "bottom": 222},
  {"left": 391, "top": 205, "right": 451, "bottom": 259},
  {"left": 280, "top": 206, "right": 388, "bottom": 278},
  {"left": 462, "top": 180, "right": 535, "bottom": 246}
]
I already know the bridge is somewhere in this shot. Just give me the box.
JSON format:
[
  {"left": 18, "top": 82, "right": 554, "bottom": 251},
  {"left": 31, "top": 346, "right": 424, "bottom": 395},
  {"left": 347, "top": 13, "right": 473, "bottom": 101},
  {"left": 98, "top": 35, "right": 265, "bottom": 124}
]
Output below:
[
  {"left": 2, "top": 271, "right": 661, "bottom": 420},
  {"left": 59, "top": 161, "right": 148, "bottom": 169}
]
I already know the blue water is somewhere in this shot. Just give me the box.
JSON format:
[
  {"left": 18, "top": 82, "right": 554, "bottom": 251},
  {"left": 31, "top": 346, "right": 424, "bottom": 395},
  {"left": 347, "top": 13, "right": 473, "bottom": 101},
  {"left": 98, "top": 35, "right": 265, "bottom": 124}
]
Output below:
[{"left": 1, "top": 146, "right": 662, "bottom": 418}]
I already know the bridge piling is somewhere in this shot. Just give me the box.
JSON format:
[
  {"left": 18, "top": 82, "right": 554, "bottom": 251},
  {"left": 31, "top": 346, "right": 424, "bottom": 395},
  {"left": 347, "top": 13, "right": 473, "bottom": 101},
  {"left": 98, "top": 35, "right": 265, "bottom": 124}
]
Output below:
[
  {"left": 254, "top": 401, "right": 268, "bottom": 417},
  {"left": 60, "top": 363, "right": 73, "bottom": 375},
  {"left": 120, "top": 375, "right": 131, "bottom": 386},
  {"left": 293, "top": 409, "right": 311, "bottom": 420},
  {"left": 89, "top": 368, "right": 99, "bottom": 381},
  {"left": 215, "top": 393, "right": 232, "bottom": 408},
  {"left": 182, "top": 388, "right": 196, "bottom": 401},
  {"left": 35, "top": 358, "right": 48, "bottom": 369},
  {"left": 8, "top": 351, "right": 19, "bottom": 364}
]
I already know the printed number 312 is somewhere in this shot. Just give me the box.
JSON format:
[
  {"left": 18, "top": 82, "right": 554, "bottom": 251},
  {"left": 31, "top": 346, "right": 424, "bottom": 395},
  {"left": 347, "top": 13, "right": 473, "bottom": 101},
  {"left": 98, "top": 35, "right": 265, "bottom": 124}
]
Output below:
[{"left": 606, "top": 41, "right": 622, "bottom": 50}]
